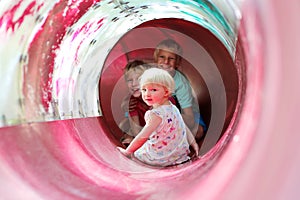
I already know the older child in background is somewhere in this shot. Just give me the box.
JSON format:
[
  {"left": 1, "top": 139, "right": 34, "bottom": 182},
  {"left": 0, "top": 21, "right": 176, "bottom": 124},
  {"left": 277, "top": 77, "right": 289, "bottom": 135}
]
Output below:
[
  {"left": 119, "top": 60, "right": 151, "bottom": 146},
  {"left": 153, "top": 39, "right": 207, "bottom": 141},
  {"left": 117, "top": 68, "right": 199, "bottom": 167}
]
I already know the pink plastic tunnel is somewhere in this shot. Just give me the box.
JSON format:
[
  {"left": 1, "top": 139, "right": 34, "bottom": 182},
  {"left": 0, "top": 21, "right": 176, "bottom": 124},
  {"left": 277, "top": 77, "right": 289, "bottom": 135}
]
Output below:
[{"left": 0, "top": 0, "right": 300, "bottom": 199}]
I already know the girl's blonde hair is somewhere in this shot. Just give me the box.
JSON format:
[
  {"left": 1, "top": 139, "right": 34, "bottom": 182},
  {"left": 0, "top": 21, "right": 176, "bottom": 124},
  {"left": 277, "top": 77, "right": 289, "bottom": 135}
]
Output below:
[
  {"left": 124, "top": 60, "right": 150, "bottom": 81},
  {"left": 139, "top": 68, "right": 175, "bottom": 94}
]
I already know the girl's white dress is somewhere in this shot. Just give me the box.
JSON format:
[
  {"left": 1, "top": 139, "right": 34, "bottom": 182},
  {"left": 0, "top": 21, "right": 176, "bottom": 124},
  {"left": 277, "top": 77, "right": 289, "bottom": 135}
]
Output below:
[{"left": 134, "top": 104, "right": 190, "bottom": 167}]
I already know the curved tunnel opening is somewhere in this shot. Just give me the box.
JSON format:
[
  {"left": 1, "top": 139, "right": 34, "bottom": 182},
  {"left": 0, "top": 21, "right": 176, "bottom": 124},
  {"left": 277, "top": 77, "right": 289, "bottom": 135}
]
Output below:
[{"left": 99, "top": 18, "right": 239, "bottom": 154}]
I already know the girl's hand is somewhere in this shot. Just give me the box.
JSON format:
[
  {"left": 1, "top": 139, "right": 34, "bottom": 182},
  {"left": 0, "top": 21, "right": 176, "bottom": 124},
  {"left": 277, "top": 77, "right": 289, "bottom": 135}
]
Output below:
[
  {"left": 116, "top": 147, "right": 132, "bottom": 158},
  {"left": 191, "top": 141, "right": 199, "bottom": 157}
]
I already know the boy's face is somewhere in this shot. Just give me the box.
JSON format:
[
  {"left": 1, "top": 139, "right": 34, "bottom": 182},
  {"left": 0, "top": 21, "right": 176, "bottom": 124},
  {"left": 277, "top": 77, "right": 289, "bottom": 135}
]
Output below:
[
  {"left": 156, "top": 49, "right": 177, "bottom": 77},
  {"left": 126, "top": 70, "right": 143, "bottom": 97}
]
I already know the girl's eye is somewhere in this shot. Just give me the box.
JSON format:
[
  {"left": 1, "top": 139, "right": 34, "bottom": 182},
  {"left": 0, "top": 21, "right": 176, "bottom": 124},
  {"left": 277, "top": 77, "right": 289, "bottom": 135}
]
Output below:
[{"left": 151, "top": 89, "right": 157, "bottom": 92}]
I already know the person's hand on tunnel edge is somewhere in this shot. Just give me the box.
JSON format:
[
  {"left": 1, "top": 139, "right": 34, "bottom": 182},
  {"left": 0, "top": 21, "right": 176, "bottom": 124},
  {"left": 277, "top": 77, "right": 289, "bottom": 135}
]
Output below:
[
  {"left": 116, "top": 146, "right": 132, "bottom": 158},
  {"left": 191, "top": 140, "right": 199, "bottom": 157}
]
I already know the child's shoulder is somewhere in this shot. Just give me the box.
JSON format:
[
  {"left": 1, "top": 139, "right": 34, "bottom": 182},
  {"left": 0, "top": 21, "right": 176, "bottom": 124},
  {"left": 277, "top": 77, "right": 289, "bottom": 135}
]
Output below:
[
  {"left": 174, "top": 70, "right": 190, "bottom": 83},
  {"left": 150, "top": 105, "right": 174, "bottom": 116}
]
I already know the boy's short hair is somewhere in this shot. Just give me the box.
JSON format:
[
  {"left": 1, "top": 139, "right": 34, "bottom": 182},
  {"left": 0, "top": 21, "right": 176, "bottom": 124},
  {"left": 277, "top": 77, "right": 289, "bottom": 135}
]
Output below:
[
  {"left": 153, "top": 39, "right": 182, "bottom": 64},
  {"left": 139, "top": 68, "right": 175, "bottom": 94},
  {"left": 124, "top": 60, "right": 150, "bottom": 80}
]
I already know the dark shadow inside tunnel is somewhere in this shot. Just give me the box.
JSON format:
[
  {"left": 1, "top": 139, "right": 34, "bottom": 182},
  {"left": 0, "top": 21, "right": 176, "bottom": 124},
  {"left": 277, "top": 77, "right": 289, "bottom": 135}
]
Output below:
[{"left": 99, "top": 18, "right": 239, "bottom": 151}]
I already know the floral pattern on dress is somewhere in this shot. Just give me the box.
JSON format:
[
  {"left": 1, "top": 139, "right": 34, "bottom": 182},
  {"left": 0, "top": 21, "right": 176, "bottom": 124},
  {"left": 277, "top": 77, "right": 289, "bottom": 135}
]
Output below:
[{"left": 134, "top": 104, "right": 190, "bottom": 166}]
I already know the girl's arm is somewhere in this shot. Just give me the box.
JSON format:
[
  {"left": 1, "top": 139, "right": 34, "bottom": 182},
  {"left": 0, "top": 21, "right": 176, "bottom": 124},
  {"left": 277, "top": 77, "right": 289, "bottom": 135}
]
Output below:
[
  {"left": 118, "top": 112, "right": 162, "bottom": 156},
  {"left": 129, "top": 115, "right": 143, "bottom": 137},
  {"left": 121, "top": 95, "right": 130, "bottom": 112},
  {"left": 118, "top": 117, "right": 130, "bottom": 133},
  {"left": 181, "top": 107, "right": 197, "bottom": 135},
  {"left": 186, "top": 125, "right": 199, "bottom": 156}
]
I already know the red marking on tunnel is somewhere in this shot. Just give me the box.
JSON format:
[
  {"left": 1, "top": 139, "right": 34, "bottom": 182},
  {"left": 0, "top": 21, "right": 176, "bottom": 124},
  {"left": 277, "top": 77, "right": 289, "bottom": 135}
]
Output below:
[
  {"left": 0, "top": 1, "right": 42, "bottom": 32},
  {"left": 23, "top": 0, "right": 101, "bottom": 112},
  {"left": 72, "top": 18, "right": 104, "bottom": 64}
]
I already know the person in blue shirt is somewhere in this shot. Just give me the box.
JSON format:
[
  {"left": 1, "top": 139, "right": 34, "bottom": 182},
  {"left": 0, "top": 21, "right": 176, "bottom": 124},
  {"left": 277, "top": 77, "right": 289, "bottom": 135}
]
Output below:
[{"left": 153, "top": 39, "right": 207, "bottom": 141}]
